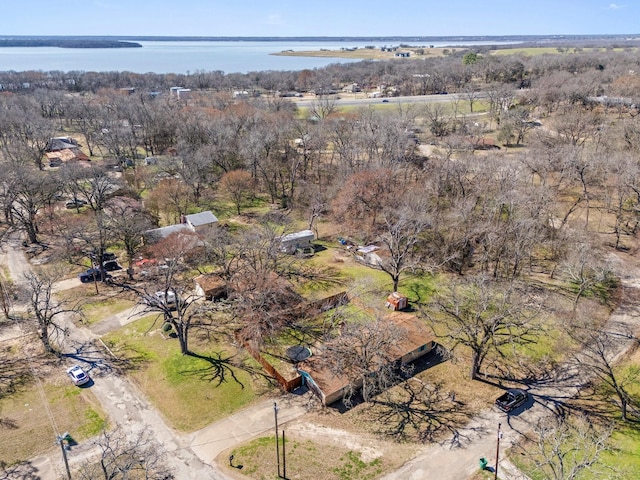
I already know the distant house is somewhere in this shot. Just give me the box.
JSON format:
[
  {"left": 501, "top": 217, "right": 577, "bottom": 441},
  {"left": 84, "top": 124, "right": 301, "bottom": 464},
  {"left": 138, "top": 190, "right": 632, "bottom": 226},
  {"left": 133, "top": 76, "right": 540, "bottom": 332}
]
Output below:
[
  {"left": 142, "top": 223, "right": 192, "bottom": 244},
  {"left": 298, "top": 312, "right": 436, "bottom": 405},
  {"left": 279, "top": 230, "right": 314, "bottom": 255},
  {"left": 183, "top": 211, "right": 218, "bottom": 235},
  {"left": 143, "top": 211, "right": 218, "bottom": 244},
  {"left": 45, "top": 148, "right": 90, "bottom": 165},
  {"left": 355, "top": 245, "right": 383, "bottom": 266},
  {"left": 46, "top": 136, "right": 80, "bottom": 152},
  {"left": 176, "top": 88, "right": 192, "bottom": 99}
]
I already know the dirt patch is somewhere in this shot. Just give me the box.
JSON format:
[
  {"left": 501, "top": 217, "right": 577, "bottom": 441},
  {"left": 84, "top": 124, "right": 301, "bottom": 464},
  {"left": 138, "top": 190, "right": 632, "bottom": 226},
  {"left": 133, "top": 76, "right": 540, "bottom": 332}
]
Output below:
[{"left": 286, "top": 422, "right": 385, "bottom": 463}]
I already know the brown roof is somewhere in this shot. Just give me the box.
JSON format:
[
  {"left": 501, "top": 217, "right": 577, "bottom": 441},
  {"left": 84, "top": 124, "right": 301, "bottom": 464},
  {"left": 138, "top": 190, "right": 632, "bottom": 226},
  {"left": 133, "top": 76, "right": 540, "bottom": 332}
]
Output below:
[
  {"left": 45, "top": 148, "right": 90, "bottom": 162},
  {"left": 299, "top": 313, "right": 435, "bottom": 403},
  {"left": 194, "top": 274, "right": 226, "bottom": 297},
  {"left": 384, "top": 311, "right": 435, "bottom": 358}
]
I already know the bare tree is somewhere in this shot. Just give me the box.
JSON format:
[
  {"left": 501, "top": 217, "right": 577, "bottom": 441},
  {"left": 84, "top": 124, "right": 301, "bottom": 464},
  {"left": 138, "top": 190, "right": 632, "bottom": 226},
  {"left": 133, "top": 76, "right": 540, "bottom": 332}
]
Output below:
[
  {"left": 427, "top": 276, "right": 543, "bottom": 380},
  {"left": 5, "top": 165, "right": 57, "bottom": 244},
  {"left": 309, "top": 94, "right": 338, "bottom": 120},
  {"left": 74, "top": 426, "right": 172, "bottom": 480},
  {"left": 322, "top": 316, "right": 407, "bottom": 403},
  {"left": 560, "top": 240, "right": 613, "bottom": 314},
  {"left": 219, "top": 169, "right": 254, "bottom": 215},
  {"left": 574, "top": 328, "right": 640, "bottom": 421},
  {"left": 378, "top": 201, "right": 431, "bottom": 291},
  {"left": 24, "top": 269, "right": 78, "bottom": 355},
  {"left": 523, "top": 414, "right": 613, "bottom": 480}
]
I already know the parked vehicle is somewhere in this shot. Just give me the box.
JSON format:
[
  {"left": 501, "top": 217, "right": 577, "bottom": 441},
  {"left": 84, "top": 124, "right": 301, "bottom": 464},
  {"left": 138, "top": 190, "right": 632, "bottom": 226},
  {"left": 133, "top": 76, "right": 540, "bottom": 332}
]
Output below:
[
  {"left": 65, "top": 199, "right": 87, "bottom": 209},
  {"left": 89, "top": 251, "right": 117, "bottom": 262},
  {"left": 78, "top": 268, "right": 111, "bottom": 283},
  {"left": 66, "top": 365, "right": 90, "bottom": 386},
  {"left": 102, "top": 260, "right": 122, "bottom": 271},
  {"left": 495, "top": 389, "right": 528, "bottom": 413},
  {"left": 146, "top": 290, "right": 177, "bottom": 309}
]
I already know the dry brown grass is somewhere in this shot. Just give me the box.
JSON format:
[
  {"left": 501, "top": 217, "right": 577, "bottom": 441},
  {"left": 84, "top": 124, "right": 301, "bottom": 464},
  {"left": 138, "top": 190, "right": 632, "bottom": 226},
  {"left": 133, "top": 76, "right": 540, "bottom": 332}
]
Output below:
[{"left": 0, "top": 338, "right": 106, "bottom": 465}]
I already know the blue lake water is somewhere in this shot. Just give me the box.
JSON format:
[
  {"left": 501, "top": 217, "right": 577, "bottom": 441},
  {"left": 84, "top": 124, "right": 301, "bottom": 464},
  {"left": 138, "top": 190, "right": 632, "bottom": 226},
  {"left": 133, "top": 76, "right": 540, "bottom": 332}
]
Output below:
[{"left": 0, "top": 40, "right": 512, "bottom": 75}]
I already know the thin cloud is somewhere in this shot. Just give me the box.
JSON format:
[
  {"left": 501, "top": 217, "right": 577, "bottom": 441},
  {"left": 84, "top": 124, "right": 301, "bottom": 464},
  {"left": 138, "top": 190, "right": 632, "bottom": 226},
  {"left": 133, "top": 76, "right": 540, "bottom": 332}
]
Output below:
[
  {"left": 608, "top": 3, "right": 625, "bottom": 9},
  {"left": 264, "top": 13, "right": 285, "bottom": 26}
]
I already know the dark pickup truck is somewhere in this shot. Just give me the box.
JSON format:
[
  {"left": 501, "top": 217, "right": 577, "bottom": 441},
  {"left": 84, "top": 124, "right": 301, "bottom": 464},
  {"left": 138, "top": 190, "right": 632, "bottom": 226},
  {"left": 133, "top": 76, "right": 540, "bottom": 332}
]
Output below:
[{"left": 495, "top": 389, "right": 528, "bottom": 413}]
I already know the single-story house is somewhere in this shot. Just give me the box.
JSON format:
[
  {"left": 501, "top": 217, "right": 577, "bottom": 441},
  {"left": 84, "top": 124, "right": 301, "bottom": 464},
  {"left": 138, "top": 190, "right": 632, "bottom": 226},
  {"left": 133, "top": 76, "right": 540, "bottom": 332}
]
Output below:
[
  {"left": 144, "top": 211, "right": 218, "bottom": 244},
  {"left": 46, "top": 136, "right": 80, "bottom": 152},
  {"left": 297, "top": 312, "right": 435, "bottom": 405},
  {"left": 183, "top": 211, "right": 218, "bottom": 235},
  {"left": 279, "top": 229, "right": 314, "bottom": 255},
  {"left": 142, "top": 223, "right": 191, "bottom": 244},
  {"left": 46, "top": 148, "right": 90, "bottom": 165}
]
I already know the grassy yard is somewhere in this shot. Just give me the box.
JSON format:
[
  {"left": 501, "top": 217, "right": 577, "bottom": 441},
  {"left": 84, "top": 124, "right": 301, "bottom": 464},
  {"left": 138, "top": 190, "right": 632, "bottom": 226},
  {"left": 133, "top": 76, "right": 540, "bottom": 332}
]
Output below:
[
  {"left": 103, "top": 315, "right": 274, "bottom": 432},
  {"left": 226, "top": 435, "right": 397, "bottom": 480},
  {"left": 511, "top": 421, "right": 640, "bottom": 480},
  {"left": 0, "top": 378, "right": 106, "bottom": 465},
  {"left": 80, "top": 296, "right": 136, "bottom": 325}
]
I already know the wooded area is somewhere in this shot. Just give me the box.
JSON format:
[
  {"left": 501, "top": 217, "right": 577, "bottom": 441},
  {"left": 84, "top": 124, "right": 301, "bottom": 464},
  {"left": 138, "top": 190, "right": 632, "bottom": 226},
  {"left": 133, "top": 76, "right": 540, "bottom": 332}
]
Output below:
[{"left": 2, "top": 45, "right": 640, "bottom": 478}]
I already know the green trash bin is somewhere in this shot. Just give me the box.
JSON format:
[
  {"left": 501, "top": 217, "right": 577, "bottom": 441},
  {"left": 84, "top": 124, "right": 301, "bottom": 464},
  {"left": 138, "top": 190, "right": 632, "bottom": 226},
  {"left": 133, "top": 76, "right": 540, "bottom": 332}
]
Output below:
[{"left": 479, "top": 457, "right": 488, "bottom": 470}]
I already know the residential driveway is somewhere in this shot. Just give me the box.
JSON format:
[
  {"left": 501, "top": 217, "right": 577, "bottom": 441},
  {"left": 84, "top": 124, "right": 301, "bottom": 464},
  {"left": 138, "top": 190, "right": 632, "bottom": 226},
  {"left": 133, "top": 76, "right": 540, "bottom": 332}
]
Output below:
[
  {"left": 189, "top": 393, "right": 309, "bottom": 464},
  {"left": 90, "top": 303, "right": 151, "bottom": 335}
]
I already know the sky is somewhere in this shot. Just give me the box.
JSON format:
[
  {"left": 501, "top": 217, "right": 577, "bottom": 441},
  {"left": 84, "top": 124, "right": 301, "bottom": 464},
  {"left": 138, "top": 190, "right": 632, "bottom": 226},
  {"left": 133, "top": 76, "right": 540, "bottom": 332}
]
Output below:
[{"left": 2, "top": 0, "right": 638, "bottom": 37}]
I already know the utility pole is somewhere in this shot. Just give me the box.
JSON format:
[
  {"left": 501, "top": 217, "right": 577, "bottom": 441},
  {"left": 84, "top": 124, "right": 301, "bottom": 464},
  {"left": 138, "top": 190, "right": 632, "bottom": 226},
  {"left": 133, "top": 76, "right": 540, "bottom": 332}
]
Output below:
[
  {"left": 57, "top": 433, "right": 72, "bottom": 480},
  {"left": 282, "top": 429, "right": 286, "bottom": 479},
  {"left": 494, "top": 423, "right": 502, "bottom": 480},
  {"left": 274, "top": 402, "right": 280, "bottom": 478}
]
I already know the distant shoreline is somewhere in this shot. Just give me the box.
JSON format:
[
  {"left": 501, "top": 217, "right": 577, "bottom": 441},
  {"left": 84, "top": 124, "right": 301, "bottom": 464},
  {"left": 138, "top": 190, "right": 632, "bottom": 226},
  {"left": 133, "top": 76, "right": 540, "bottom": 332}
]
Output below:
[
  {"left": 1, "top": 34, "right": 638, "bottom": 43},
  {"left": 0, "top": 39, "right": 141, "bottom": 49}
]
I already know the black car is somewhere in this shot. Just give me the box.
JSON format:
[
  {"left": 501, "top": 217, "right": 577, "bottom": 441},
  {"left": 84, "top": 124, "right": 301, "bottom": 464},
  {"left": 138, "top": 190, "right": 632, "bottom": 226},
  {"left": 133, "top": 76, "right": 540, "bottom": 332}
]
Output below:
[
  {"left": 78, "top": 268, "right": 111, "bottom": 283},
  {"left": 495, "top": 389, "right": 528, "bottom": 413},
  {"left": 89, "top": 251, "right": 117, "bottom": 262},
  {"left": 65, "top": 199, "right": 88, "bottom": 209},
  {"left": 102, "top": 260, "right": 122, "bottom": 271}
]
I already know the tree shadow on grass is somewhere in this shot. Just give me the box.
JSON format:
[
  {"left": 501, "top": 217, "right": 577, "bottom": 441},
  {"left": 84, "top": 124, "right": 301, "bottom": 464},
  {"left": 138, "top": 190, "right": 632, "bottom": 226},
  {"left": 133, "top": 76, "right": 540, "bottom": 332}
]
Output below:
[
  {"left": 369, "top": 379, "right": 476, "bottom": 445},
  {"left": 182, "top": 351, "right": 275, "bottom": 389},
  {"left": 61, "top": 339, "right": 149, "bottom": 376}
]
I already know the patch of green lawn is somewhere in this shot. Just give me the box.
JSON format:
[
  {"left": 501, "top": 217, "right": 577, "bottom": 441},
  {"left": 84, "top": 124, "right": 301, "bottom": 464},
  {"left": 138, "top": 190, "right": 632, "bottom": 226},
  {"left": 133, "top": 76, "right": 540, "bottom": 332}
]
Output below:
[
  {"left": 103, "top": 315, "right": 270, "bottom": 432},
  {"left": 229, "top": 436, "right": 388, "bottom": 480},
  {"left": 81, "top": 297, "right": 136, "bottom": 325},
  {"left": 0, "top": 381, "right": 106, "bottom": 465},
  {"left": 512, "top": 422, "right": 640, "bottom": 480}
]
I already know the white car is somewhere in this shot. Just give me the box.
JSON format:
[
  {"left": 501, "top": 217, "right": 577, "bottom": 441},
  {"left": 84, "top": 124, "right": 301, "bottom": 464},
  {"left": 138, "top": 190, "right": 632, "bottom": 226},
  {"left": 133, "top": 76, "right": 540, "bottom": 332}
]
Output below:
[
  {"left": 146, "top": 290, "right": 178, "bottom": 309},
  {"left": 66, "top": 365, "right": 90, "bottom": 386}
]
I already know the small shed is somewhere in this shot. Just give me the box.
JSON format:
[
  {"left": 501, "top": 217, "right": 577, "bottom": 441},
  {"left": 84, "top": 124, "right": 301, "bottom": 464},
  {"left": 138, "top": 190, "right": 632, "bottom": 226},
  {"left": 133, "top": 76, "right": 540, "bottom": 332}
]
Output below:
[
  {"left": 386, "top": 292, "right": 408, "bottom": 311},
  {"left": 279, "top": 230, "right": 314, "bottom": 255}
]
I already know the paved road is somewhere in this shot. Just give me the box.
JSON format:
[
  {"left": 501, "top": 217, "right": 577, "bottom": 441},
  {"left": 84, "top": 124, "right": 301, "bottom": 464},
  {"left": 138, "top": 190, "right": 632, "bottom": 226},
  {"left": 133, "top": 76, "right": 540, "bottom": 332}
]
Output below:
[
  {"left": 5, "top": 236, "right": 638, "bottom": 480},
  {"left": 2, "top": 239, "right": 232, "bottom": 480},
  {"left": 292, "top": 92, "right": 473, "bottom": 108}
]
